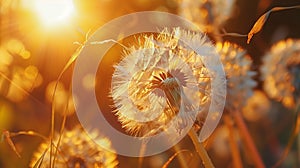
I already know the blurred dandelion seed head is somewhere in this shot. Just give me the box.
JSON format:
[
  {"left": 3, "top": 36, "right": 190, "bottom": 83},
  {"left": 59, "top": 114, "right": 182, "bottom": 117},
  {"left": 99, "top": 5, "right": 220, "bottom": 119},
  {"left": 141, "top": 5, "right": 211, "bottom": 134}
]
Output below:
[
  {"left": 111, "top": 28, "right": 214, "bottom": 137},
  {"left": 211, "top": 125, "right": 231, "bottom": 158},
  {"left": 242, "top": 90, "right": 270, "bottom": 122},
  {"left": 30, "top": 126, "right": 118, "bottom": 168},
  {"left": 216, "top": 42, "right": 257, "bottom": 111},
  {"left": 178, "top": 0, "right": 236, "bottom": 32},
  {"left": 261, "top": 39, "right": 300, "bottom": 108}
]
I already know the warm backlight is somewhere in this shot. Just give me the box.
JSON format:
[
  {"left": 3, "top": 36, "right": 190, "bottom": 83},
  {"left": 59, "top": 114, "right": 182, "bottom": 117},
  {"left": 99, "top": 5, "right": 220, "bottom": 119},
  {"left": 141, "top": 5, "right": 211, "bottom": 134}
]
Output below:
[{"left": 33, "top": 0, "right": 74, "bottom": 26}]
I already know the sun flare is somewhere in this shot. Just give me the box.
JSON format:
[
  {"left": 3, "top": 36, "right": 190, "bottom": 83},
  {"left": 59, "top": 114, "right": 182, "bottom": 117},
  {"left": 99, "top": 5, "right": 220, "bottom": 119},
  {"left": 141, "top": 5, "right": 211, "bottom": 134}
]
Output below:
[{"left": 33, "top": 0, "right": 74, "bottom": 26}]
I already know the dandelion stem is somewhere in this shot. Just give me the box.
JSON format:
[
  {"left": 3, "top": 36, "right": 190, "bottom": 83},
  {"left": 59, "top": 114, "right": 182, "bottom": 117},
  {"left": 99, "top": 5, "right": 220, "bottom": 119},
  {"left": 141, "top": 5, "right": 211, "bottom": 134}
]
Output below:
[
  {"left": 232, "top": 111, "right": 265, "bottom": 168},
  {"left": 224, "top": 114, "right": 243, "bottom": 168},
  {"left": 188, "top": 129, "right": 214, "bottom": 168},
  {"left": 138, "top": 139, "right": 147, "bottom": 168}
]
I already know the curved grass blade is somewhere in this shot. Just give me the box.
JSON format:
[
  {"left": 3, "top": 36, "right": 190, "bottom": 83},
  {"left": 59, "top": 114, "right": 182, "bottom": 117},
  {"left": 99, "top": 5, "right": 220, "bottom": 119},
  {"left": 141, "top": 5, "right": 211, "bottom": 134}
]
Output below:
[
  {"left": 49, "top": 41, "right": 85, "bottom": 168},
  {"left": 247, "top": 5, "right": 300, "bottom": 44},
  {"left": 33, "top": 148, "right": 48, "bottom": 168},
  {"left": 1, "top": 130, "right": 21, "bottom": 158}
]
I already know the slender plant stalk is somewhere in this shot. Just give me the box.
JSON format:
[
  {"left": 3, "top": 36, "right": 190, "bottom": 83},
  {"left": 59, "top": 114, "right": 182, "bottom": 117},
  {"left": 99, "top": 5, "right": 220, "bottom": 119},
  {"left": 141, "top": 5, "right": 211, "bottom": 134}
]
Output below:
[
  {"left": 162, "top": 150, "right": 192, "bottom": 168},
  {"left": 52, "top": 86, "right": 71, "bottom": 167},
  {"left": 173, "top": 143, "right": 189, "bottom": 168},
  {"left": 224, "top": 114, "right": 243, "bottom": 168},
  {"left": 232, "top": 111, "right": 265, "bottom": 168},
  {"left": 138, "top": 139, "right": 147, "bottom": 168},
  {"left": 188, "top": 129, "right": 214, "bottom": 168}
]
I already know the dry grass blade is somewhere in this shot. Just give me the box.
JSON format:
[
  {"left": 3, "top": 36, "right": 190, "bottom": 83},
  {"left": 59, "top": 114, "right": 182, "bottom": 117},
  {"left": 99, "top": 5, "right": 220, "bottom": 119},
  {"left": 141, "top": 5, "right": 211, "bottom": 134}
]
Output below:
[
  {"left": 9, "top": 131, "right": 48, "bottom": 140},
  {"left": 247, "top": 5, "right": 300, "bottom": 44},
  {"left": 1, "top": 130, "right": 21, "bottom": 158},
  {"left": 1, "top": 130, "right": 48, "bottom": 163},
  {"left": 52, "top": 86, "right": 71, "bottom": 166},
  {"left": 49, "top": 29, "right": 127, "bottom": 167},
  {"left": 218, "top": 29, "right": 247, "bottom": 38},
  {"left": 162, "top": 150, "right": 192, "bottom": 168},
  {"left": 49, "top": 40, "right": 84, "bottom": 168},
  {"left": 33, "top": 148, "right": 48, "bottom": 168},
  {"left": 49, "top": 29, "right": 91, "bottom": 168}
]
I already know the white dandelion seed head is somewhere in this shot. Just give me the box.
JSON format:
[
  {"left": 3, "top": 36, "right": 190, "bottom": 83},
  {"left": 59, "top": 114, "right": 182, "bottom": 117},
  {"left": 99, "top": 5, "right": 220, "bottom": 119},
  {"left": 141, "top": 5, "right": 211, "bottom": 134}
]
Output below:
[
  {"left": 216, "top": 42, "right": 257, "bottom": 111},
  {"left": 111, "top": 28, "right": 221, "bottom": 137},
  {"left": 261, "top": 39, "right": 300, "bottom": 108},
  {"left": 30, "top": 126, "right": 118, "bottom": 168},
  {"left": 178, "top": 0, "right": 236, "bottom": 32}
]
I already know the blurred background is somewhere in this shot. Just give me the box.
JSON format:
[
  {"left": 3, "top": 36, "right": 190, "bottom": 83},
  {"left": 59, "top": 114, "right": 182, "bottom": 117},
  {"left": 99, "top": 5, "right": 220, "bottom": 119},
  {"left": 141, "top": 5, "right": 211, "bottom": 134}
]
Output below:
[{"left": 0, "top": 0, "right": 300, "bottom": 167}]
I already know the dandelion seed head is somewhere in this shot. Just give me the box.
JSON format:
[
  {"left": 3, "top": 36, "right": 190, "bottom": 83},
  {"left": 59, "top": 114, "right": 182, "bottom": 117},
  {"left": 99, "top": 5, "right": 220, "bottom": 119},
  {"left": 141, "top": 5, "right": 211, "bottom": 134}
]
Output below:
[
  {"left": 30, "top": 126, "right": 118, "bottom": 168},
  {"left": 216, "top": 42, "right": 257, "bottom": 111},
  {"left": 111, "top": 28, "right": 215, "bottom": 137},
  {"left": 261, "top": 39, "right": 300, "bottom": 108}
]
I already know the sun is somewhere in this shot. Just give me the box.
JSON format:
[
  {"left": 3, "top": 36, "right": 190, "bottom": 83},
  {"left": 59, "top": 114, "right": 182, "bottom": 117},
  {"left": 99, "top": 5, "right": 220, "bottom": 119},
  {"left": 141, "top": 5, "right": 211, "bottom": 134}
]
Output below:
[{"left": 33, "top": 0, "right": 75, "bottom": 26}]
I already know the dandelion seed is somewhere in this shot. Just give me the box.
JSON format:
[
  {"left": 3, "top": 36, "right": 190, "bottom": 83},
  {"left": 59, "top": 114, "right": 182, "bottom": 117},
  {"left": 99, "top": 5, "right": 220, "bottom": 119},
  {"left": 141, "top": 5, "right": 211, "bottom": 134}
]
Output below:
[
  {"left": 216, "top": 42, "right": 257, "bottom": 111},
  {"left": 30, "top": 126, "right": 118, "bottom": 168},
  {"left": 111, "top": 28, "right": 219, "bottom": 137},
  {"left": 261, "top": 39, "right": 300, "bottom": 108}
]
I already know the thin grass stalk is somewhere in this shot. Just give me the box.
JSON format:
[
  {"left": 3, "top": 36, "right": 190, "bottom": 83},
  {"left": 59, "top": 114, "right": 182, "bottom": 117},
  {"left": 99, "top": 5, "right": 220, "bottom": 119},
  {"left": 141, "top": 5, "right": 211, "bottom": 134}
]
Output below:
[
  {"left": 173, "top": 143, "right": 189, "bottom": 168},
  {"left": 162, "top": 150, "right": 192, "bottom": 168},
  {"left": 52, "top": 86, "right": 71, "bottom": 167}
]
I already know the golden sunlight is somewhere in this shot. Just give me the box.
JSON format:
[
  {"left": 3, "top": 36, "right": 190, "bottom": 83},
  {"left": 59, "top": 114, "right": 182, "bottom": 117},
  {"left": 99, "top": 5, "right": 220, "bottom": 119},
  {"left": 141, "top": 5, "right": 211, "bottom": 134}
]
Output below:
[{"left": 32, "top": 0, "right": 74, "bottom": 26}]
